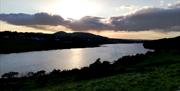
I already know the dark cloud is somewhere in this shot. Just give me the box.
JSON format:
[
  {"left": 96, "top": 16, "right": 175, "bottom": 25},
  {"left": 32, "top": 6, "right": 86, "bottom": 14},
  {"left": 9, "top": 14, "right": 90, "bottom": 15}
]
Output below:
[
  {"left": 111, "top": 7, "right": 180, "bottom": 31},
  {"left": 0, "top": 6, "right": 180, "bottom": 32},
  {"left": 0, "top": 13, "right": 67, "bottom": 26},
  {"left": 0, "top": 13, "right": 112, "bottom": 31},
  {"left": 67, "top": 16, "right": 112, "bottom": 31}
]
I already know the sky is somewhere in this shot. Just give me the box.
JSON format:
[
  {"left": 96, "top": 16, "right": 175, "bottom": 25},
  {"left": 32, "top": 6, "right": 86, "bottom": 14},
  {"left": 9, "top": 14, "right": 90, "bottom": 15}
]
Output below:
[{"left": 0, "top": 0, "right": 180, "bottom": 39}]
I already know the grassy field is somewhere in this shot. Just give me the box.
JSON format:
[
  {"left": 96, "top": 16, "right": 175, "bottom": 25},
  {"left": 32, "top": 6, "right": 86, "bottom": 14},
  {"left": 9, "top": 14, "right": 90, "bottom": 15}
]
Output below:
[
  {"left": 13, "top": 51, "right": 179, "bottom": 91},
  {"left": 32, "top": 64, "right": 180, "bottom": 91}
]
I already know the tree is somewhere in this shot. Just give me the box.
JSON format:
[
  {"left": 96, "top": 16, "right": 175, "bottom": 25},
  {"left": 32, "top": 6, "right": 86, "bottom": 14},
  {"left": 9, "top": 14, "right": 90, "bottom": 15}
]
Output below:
[{"left": 1, "top": 72, "right": 19, "bottom": 79}]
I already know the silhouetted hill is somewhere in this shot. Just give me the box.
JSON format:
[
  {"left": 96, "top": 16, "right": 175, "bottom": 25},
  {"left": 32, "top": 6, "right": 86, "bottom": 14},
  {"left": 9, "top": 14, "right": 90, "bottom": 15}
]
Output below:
[
  {"left": 54, "top": 31, "right": 109, "bottom": 44},
  {"left": 0, "top": 31, "right": 139, "bottom": 53},
  {"left": 143, "top": 36, "right": 180, "bottom": 50}
]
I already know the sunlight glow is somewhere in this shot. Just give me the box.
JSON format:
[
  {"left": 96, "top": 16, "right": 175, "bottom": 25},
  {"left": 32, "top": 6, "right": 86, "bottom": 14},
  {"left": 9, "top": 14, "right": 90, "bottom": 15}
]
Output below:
[
  {"left": 68, "top": 49, "right": 84, "bottom": 68},
  {"left": 0, "top": 21, "right": 52, "bottom": 33},
  {"left": 43, "top": 0, "right": 101, "bottom": 19}
]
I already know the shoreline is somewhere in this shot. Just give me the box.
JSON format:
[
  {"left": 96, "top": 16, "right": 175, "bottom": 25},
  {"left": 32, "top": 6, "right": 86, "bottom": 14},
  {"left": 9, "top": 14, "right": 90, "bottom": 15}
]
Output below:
[{"left": 0, "top": 42, "right": 139, "bottom": 54}]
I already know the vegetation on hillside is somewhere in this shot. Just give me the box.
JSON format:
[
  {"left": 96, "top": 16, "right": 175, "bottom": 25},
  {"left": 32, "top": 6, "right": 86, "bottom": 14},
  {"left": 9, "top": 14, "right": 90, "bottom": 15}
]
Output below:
[
  {"left": 33, "top": 62, "right": 180, "bottom": 91},
  {"left": 0, "top": 31, "right": 140, "bottom": 54}
]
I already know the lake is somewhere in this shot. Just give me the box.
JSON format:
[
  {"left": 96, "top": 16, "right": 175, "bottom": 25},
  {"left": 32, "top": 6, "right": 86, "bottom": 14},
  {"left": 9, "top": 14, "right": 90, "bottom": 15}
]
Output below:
[{"left": 0, "top": 43, "right": 151, "bottom": 76}]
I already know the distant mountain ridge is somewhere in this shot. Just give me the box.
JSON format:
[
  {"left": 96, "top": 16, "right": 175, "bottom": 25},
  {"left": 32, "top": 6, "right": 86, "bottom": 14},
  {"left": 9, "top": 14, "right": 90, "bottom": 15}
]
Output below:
[{"left": 0, "top": 31, "right": 139, "bottom": 53}]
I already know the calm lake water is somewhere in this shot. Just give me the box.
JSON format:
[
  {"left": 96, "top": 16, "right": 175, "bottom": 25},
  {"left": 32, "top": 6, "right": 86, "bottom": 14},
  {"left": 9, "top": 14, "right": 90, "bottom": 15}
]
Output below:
[{"left": 0, "top": 43, "right": 151, "bottom": 76}]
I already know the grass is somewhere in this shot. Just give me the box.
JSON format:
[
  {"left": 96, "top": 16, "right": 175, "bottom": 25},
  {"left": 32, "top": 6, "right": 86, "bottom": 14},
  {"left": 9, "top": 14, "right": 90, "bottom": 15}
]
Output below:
[
  {"left": 20, "top": 51, "right": 180, "bottom": 91},
  {"left": 32, "top": 63, "right": 180, "bottom": 91}
]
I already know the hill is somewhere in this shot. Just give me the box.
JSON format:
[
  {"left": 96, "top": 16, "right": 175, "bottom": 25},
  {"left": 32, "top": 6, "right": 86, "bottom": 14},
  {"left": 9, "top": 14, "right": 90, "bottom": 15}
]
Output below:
[
  {"left": 143, "top": 36, "right": 180, "bottom": 50},
  {"left": 0, "top": 31, "right": 139, "bottom": 54}
]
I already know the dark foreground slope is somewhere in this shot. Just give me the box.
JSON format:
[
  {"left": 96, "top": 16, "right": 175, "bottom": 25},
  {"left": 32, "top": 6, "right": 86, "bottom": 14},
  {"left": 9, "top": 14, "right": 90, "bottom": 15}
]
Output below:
[
  {"left": 29, "top": 56, "right": 180, "bottom": 91},
  {"left": 0, "top": 36, "right": 180, "bottom": 91},
  {"left": 0, "top": 31, "right": 139, "bottom": 54},
  {"left": 143, "top": 36, "right": 180, "bottom": 50}
]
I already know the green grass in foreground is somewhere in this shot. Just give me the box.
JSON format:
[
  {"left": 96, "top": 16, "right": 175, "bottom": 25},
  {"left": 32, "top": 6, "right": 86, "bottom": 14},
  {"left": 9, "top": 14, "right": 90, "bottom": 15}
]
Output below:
[
  {"left": 29, "top": 52, "right": 180, "bottom": 91},
  {"left": 32, "top": 64, "right": 180, "bottom": 91}
]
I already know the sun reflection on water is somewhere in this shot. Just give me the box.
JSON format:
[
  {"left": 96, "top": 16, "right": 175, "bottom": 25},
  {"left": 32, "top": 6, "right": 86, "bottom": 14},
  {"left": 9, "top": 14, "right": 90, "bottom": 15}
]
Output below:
[{"left": 67, "top": 48, "right": 84, "bottom": 69}]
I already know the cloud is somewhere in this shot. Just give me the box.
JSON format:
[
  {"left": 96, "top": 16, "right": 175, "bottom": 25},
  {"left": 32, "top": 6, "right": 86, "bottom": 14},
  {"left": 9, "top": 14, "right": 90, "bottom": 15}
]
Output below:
[
  {"left": 115, "top": 5, "right": 141, "bottom": 15},
  {"left": 110, "top": 7, "right": 180, "bottom": 31},
  {"left": 0, "top": 13, "right": 112, "bottom": 31},
  {"left": 160, "top": 0, "right": 165, "bottom": 7},
  {"left": 168, "top": 1, "right": 180, "bottom": 8},
  {"left": 67, "top": 16, "right": 112, "bottom": 31},
  {"left": 0, "top": 13, "right": 67, "bottom": 26},
  {"left": 0, "top": 6, "right": 180, "bottom": 32}
]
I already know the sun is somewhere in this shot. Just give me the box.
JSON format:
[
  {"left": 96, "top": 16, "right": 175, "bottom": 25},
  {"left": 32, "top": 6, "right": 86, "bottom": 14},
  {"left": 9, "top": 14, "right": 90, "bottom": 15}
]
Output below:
[{"left": 44, "top": 0, "right": 101, "bottom": 19}]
